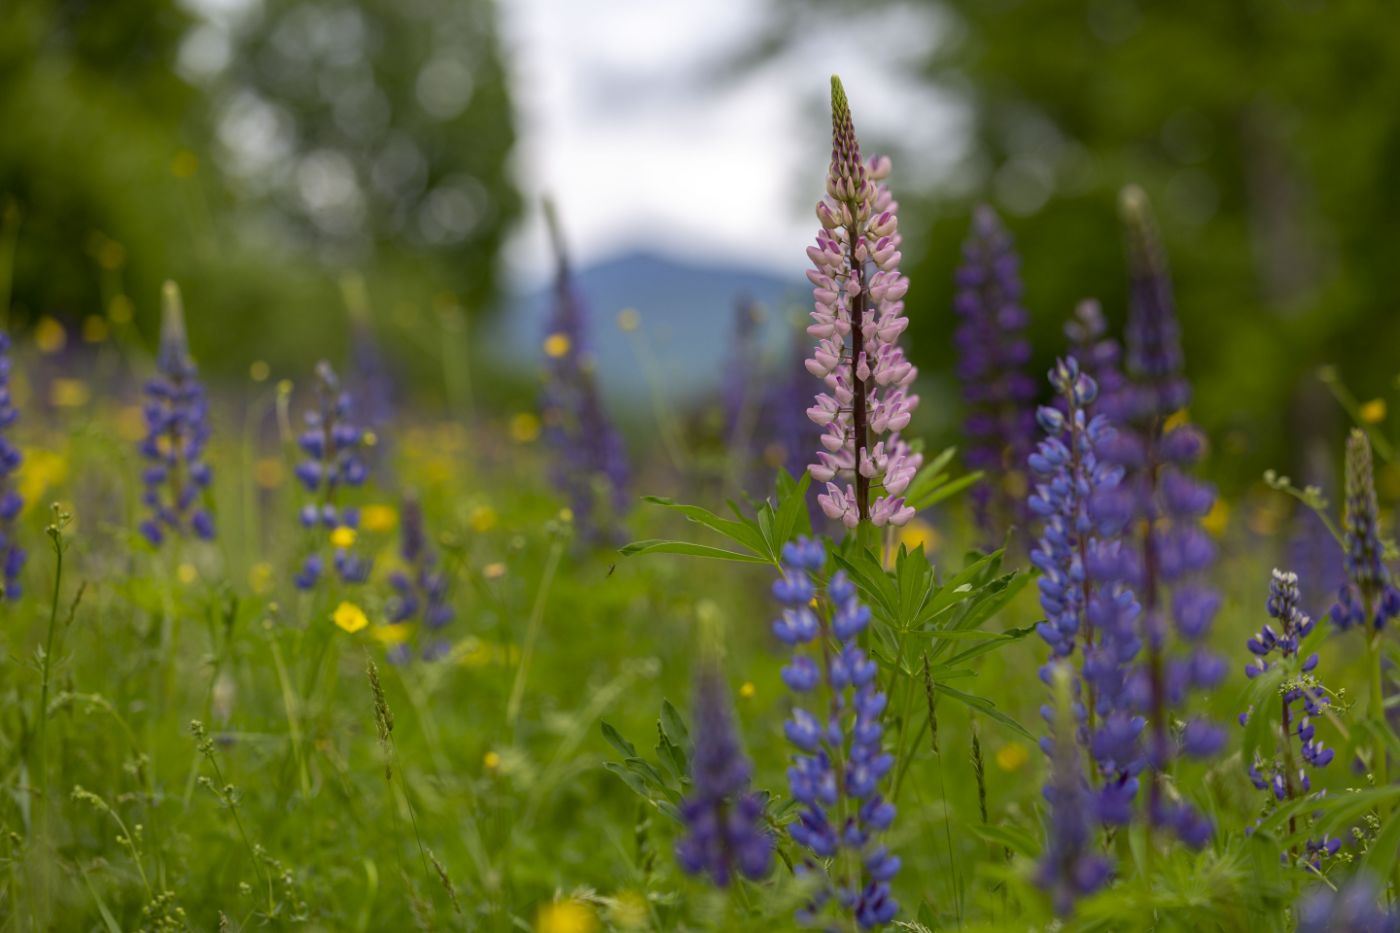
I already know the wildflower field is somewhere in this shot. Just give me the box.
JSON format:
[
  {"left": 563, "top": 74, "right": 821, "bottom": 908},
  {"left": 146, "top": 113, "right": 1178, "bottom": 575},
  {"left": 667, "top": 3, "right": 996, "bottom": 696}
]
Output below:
[{"left": 6, "top": 3, "right": 1400, "bottom": 931}]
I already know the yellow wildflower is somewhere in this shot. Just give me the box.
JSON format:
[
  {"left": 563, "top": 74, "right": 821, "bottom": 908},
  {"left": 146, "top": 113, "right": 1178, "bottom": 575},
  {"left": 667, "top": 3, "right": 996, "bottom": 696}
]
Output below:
[
  {"left": 332, "top": 602, "right": 369, "bottom": 634},
  {"left": 510, "top": 413, "right": 541, "bottom": 443},
  {"left": 536, "top": 900, "right": 597, "bottom": 933},
  {"left": 995, "top": 742, "right": 1029, "bottom": 772},
  {"left": 249, "top": 360, "right": 270, "bottom": 382},
  {"left": 616, "top": 308, "right": 640, "bottom": 332},
  {"left": 1360, "top": 398, "right": 1387, "bottom": 425},
  {"left": 49, "top": 379, "right": 90, "bottom": 408},
  {"left": 738, "top": 682, "right": 756, "bottom": 700},
  {"left": 35, "top": 317, "right": 66, "bottom": 354},
  {"left": 1201, "top": 499, "right": 1230, "bottom": 537},
  {"left": 470, "top": 506, "right": 498, "bottom": 532},
  {"left": 558, "top": 507, "right": 573, "bottom": 524},
  {"left": 483, "top": 750, "right": 501, "bottom": 771},
  {"left": 543, "top": 332, "right": 571, "bottom": 358},
  {"left": 177, "top": 563, "right": 198, "bottom": 585},
  {"left": 329, "top": 526, "right": 357, "bottom": 549},
  {"left": 81, "top": 316, "right": 109, "bottom": 343},
  {"left": 483, "top": 562, "right": 507, "bottom": 580},
  {"left": 361, "top": 505, "right": 397, "bottom": 533},
  {"left": 248, "top": 562, "right": 273, "bottom": 594},
  {"left": 898, "top": 518, "right": 940, "bottom": 554}
]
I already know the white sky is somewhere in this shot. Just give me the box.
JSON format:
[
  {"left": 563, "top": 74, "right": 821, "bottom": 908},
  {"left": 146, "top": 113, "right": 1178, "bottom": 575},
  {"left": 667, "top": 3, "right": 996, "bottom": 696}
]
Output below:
[{"left": 501, "top": 0, "right": 961, "bottom": 282}]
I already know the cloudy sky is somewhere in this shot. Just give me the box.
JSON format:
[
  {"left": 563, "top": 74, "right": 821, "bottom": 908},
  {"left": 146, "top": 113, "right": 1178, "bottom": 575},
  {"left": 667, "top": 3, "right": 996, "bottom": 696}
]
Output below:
[{"left": 501, "top": 0, "right": 960, "bottom": 282}]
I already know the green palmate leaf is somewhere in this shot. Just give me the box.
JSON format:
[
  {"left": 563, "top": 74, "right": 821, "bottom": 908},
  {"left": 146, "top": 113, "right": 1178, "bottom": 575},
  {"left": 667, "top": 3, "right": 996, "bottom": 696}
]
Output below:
[
  {"left": 637, "top": 497, "right": 769, "bottom": 555},
  {"left": 772, "top": 469, "right": 813, "bottom": 547},
  {"left": 659, "top": 699, "right": 689, "bottom": 749},
  {"left": 934, "top": 683, "right": 1032, "bottom": 740},
  {"left": 600, "top": 721, "right": 637, "bottom": 758},
  {"left": 907, "top": 472, "right": 984, "bottom": 513},
  {"left": 894, "top": 544, "right": 934, "bottom": 629},
  {"left": 832, "top": 543, "right": 901, "bottom": 623},
  {"left": 935, "top": 625, "right": 1036, "bottom": 668},
  {"left": 916, "top": 550, "right": 1005, "bottom": 625},
  {"left": 603, "top": 760, "right": 649, "bottom": 797},
  {"left": 618, "top": 539, "right": 769, "bottom": 563}
]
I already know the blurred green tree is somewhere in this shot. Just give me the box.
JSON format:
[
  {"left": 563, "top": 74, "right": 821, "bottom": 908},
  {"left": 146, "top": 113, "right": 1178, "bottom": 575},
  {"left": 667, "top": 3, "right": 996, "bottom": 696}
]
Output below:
[{"left": 757, "top": 0, "right": 1400, "bottom": 481}]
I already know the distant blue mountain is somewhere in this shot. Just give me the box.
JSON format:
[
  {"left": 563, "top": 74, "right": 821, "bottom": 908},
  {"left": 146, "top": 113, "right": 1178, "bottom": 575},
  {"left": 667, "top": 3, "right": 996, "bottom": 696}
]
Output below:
[{"left": 492, "top": 250, "right": 807, "bottom": 410}]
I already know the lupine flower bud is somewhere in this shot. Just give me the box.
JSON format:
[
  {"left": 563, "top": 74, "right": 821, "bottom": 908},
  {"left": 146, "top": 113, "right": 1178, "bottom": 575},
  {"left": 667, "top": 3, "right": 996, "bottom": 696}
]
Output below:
[
  {"left": 773, "top": 537, "right": 898, "bottom": 928},
  {"left": 954, "top": 206, "right": 1036, "bottom": 544},
  {"left": 139, "top": 282, "right": 215, "bottom": 546},
  {"left": 674, "top": 664, "right": 773, "bottom": 887},
  {"left": 540, "top": 200, "right": 631, "bottom": 544},
  {"left": 805, "top": 77, "right": 921, "bottom": 529},
  {"left": 294, "top": 361, "right": 372, "bottom": 589},
  {"left": 1331, "top": 430, "right": 1400, "bottom": 632},
  {"left": 0, "top": 332, "right": 23, "bottom": 597},
  {"left": 383, "top": 496, "right": 454, "bottom": 662}
]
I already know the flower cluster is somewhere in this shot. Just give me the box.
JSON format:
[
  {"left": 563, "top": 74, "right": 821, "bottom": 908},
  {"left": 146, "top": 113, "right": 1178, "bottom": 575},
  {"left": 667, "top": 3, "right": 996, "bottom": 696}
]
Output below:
[
  {"left": 138, "top": 283, "right": 214, "bottom": 547},
  {"left": 953, "top": 205, "right": 1036, "bottom": 543},
  {"left": 1063, "top": 299, "right": 1126, "bottom": 420},
  {"left": 383, "top": 497, "right": 453, "bottom": 662},
  {"left": 773, "top": 537, "right": 898, "bottom": 929},
  {"left": 805, "top": 77, "right": 920, "bottom": 529},
  {"left": 293, "top": 361, "right": 371, "bottom": 590},
  {"left": 1027, "top": 357, "right": 1143, "bottom": 825},
  {"left": 1036, "top": 662, "right": 1112, "bottom": 916},
  {"left": 540, "top": 204, "right": 631, "bottom": 544},
  {"left": 1331, "top": 430, "right": 1400, "bottom": 632},
  {"left": 0, "top": 332, "right": 22, "bottom": 597},
  {"left": 1242, "top": 570, "right": 1339, "bottom": 865},
  {"left": 1100, "top": 187, "right": 1224, "bottom": 847},
  {"left": 675, "top": 664, "right": 773, "bottom": 888}
]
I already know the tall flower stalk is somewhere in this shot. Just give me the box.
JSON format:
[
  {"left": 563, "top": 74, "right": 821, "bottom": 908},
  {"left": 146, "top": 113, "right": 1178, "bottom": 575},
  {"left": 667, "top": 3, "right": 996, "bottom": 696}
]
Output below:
[
  {"left": 540, "top": 200, "right": 631, "bottom": 544},
  {"left": 1330, "top": 429, "right": 1399, "bottom": 787},
  {"left": 138, "top": 282, "right": 214, "bottom": 547},
  {"left": 1028, "top": 357, "right": 1143, "bottom": 825},
  {"left": 675, "top": 663, "right": 773, "bottom": 888},
  {"left": 1242, "top": 570, "right": 1338, "bottom": 867},
  {"left": 954, "top": 206, "right": 1036, "bottom": 545},
  {"left": 0, "top": 330, "right": 22, "bottom": 598},
  {"left": 1103, "top": 187, "right": 1223, "bottom": 846},
  {"left": 293, "top": 361, "right": 371, "bottom": 590},
  {"left": 773, "top": 538, "right": 898, "bottom": 928},
  {"left": 806, "top": 77, "right": 920, "bottom": 530}
]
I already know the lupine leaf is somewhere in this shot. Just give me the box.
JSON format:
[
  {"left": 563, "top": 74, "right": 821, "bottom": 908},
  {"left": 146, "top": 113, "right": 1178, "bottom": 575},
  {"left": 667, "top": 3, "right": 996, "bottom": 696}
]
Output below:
[
  {"left": 618, "top": 539, "right": 769, "bottom": 563},
  {"left": 636, "top": 497, "right": 769, "bottom": 555},
  {"left": 600, "top": 721, "right": 637, "bottom": 759},
  {"left": 934, "top": 683, "right": 1032, "bottom": 740}
]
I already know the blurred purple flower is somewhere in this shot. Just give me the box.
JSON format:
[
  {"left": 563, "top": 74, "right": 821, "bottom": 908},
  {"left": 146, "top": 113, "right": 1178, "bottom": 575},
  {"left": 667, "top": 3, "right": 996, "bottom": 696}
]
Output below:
[
  {"left": 138, "top": 282, "right": 214, "bottom": 548},
  {"left": 0, "top": 331, "right": 23, "bottom": 598},
  {"left": 383, "top": 496, "right": 454, "bottom": 662},
  {"left": 675, "top": 664, "right": 773, "bottom": 888},
  {"left": 1332, "top": 430, "right": 1400, "bottom": 632},
  {"left": 954, "top": 205, "right": 1036, "bottom": 544},
  {"left": 540, "top": 202, "right": 631, "bottom": 545}
]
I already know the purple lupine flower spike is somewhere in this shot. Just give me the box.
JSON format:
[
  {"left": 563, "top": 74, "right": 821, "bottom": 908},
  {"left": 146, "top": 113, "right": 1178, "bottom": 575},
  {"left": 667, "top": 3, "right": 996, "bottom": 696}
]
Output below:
[
  {"left": 953, "top": 205, "right": 1036, "bottom": 544},
  {"left": 139, "top": 282, "right": 215, "bottom": 547},
  {"left": 1064, "top": 299, "right": 1126, "bottom": 419},
  {"left": 805, "top": 76, "right": 921, "bottom": 530},
  {"left": 1241, "top": 570, "right": 1338, "bottom": 868},
  {"left": 0, "top": 331, "right": 23, "bottom": 598},
  {"left": 1296, "top": 875, "right": 1399, "bottom": 933},
  {"left": 540, "top": 200, "right": 631, "bottom": 544},
  {"left": 341, "top": 275, "right": 397, "bottom": 470},
  {"left": 383, "top": 496, "right": 454, "bottom": 662},
  {"left": 293, "top": 361, "right": 371, "bottom": 590},
  {"left": 1331, "top": 429, "right": 1400, "bottom": 632},
  {"left": 1028, "top": 357, "right": 1143, "bottom": 825},
  {"left": 674, "top": 664, "right": 774, "bottom": 887},
  {"left": 774, "top": 536, "right": 898, "bottom": 928},
  {"left": 1101, "top": 187, "right": 1223, "bottom": 847},
  {"left": 723, "top": 297, "right": 764, "bottom": 453},
  {"left": 1037, "top": 662, "right": 1112, "bottom": 916}
]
